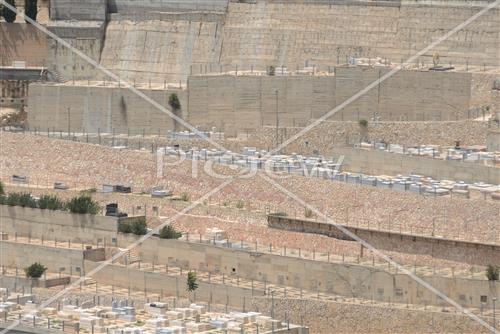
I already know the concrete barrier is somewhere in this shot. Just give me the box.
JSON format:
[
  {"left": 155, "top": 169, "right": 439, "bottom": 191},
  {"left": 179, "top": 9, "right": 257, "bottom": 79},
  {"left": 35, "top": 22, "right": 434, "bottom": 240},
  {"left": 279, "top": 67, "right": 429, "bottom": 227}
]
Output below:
[
  {"left": 0, "top": 205, "right": 118, "bottom": 244},
  {"left": 0, "top": 240, "right": 86, "bottom": 273},
  {"left": 117, "top": 234, "right": 500, "bottom": 309},
  {"left": 267, "top": 215, "right": 500, "bottom": 267},
  {"left": 85, "top": 260, "right": 265, "bottom": 308}
]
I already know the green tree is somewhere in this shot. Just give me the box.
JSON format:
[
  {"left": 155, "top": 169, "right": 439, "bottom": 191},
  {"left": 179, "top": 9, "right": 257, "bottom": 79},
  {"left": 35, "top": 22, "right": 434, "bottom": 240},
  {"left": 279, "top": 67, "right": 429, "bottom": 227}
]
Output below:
[
  {"left": 168, "top": 93, "right": 181, "bottom": 111},
  {"left": 0, "top": 181, "right": 4, "bottom": 195},
  {"left": 169, "top": 93, "right": 181, "bottom": 131},
  {"left": 130, "top": 218, "right": 147, "bottom": 235},
  {"left": 187, "top": 271, "right": 198, "bottom": 293},
  {"left": 486, "top": 265, "right": 499, "bottom": 281},
  {"left": 159, "top": 225, "right": 182, "bottom": 239},
  {"left": 24, "top": 0, "right": 36, "bottom": 22},
  {"left": 25, "top": 262, "right": 47, "bottom": 278},
  {"left": 359, "top": 119, "right": 368, "bottom": 127},
  {"left": 65, "top": 195, "right": 100, "bottom": 214},
  {"left": 2, "top": 0, "right": 16, "bottom": 23}
]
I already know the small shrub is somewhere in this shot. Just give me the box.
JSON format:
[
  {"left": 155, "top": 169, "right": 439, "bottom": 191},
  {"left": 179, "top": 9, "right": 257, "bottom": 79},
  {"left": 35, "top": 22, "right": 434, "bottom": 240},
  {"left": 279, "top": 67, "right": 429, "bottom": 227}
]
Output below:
[
  {"left": 159, "top": 225, "right": 182, "bottom": 239},
  {"left": 304, "top": 208, "right": 313, "bottom": 218},
  {"left": 118, "top": 221, "right": 132, "bottom": 234},
  {"left": 0, "top": 195, "right": 6, "bottom": 205},
  {"left": 187, "top": 271, "right": 198, "bottom": 292},
  {"left": 180, "top": 192, "right": 190, "bottom": 202},
  {"left": 236, "top": 200, "right": 244, "bottom": 209},
  {"left": 38, "top": 195, "right": 64, "bottom": 210},
  {"left": 6, "top": 192, "right": 21, "bottom": 206},
  {"left": 24, "top": 262, "right": 47, "bottom": 279},
  {"left": 486, "top": 265, "right": 499, "bottom": 281},
  {"left": 130, "top": 218, "right": 147, "bottom": 235},
  {"left": 359, "top": 119, "right": 368, "bottom": 127},
  {"left": 66, "top": 195, "right": 100, "bottom": 214},
  {"left": 119, "top": 217, "right": 147, "bottom": 235},
  {"left": 268, "top": 66, "right": 276, "bottom": 76},
  {"left": 11, "top": 193, "right": 37, "bottom": 208},
  {"left": 19, "top": 193, "right": 37, "bottom": 208},
  {"left": 222, "top": 201, "right": 229, "bottom": 207}
]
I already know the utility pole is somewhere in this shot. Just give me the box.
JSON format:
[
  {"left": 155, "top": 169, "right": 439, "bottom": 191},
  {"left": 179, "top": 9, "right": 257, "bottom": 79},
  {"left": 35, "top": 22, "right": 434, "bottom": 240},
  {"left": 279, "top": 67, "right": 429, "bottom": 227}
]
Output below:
[
  {"left": 271, "top": 290, "right": 275, "bottom": 319},
  {"left": 275, "top": 89, "right": 279, "bottom": 150},
  {"left": 67, "top": 108, "right": 71, "bottom": 138},
  {"left": 494, "top": 297, "right": 497, "bottom": 331}
]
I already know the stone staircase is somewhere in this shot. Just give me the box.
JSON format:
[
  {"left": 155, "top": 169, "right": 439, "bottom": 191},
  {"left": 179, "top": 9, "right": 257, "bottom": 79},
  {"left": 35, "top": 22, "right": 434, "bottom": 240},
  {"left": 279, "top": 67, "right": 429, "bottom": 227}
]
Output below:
[{"left": 49, "top": 69, "right": 67, "bottom": 83}]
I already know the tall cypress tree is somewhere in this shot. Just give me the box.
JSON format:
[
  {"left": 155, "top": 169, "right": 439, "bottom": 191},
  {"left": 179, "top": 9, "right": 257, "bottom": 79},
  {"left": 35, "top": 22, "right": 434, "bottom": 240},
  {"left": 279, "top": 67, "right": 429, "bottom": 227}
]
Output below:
[
  {"left": 24, "top": 0, "right": 37, "bottom": 23},
  {"left": 3, "top": 0, "right": 16, "bottom": 23}
]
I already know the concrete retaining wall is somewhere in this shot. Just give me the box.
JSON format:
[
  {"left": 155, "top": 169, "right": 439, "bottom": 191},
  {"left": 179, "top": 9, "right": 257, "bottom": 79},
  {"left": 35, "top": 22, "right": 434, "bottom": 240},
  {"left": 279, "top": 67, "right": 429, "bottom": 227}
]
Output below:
[
  {"left": 0, "top": 275, "right": 70, "bottom": 291},
  {"left": 117, "top": 235, "right": 500, "bottom": 309},
  {"left": 99, "top": 17, "right": 223, "bottom": 84},
  {"left": 28, "top": 68, "right": 474, "bottom": 135},
  {"left": 0, "top": 24, "right": 48, "bottom": 67},
  {"left": 85, "top": 260, "right": 265, "bottom": 307},
  {"left": 46, "top": 22, "right": 105, "bottom": 81},
  {"left": 50, "top": 0, "right": 107, "bottom": 21},
  {"left": 267, "top": 215, "right": 500, "bottom": 267},
  {"left": 187, "top": 69, "right": 473, "bottom": 135},
  {"left": 27, "top": 83, "right": 186, "bottom": 135},
  {"left": 0, "top": 205, "right": 118, "bottom": 244},
  {"left": 221, "top": 1, "right": 500, "bottom": 69},
  {"left": 331, "top": 67, "right": 472, "bottom": 121},
  {"left": 108, "top": 0, "right": 229, "bottom": 13},
  {"left": 0, "top": 240, "right": 85, "bottom": 272}
]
